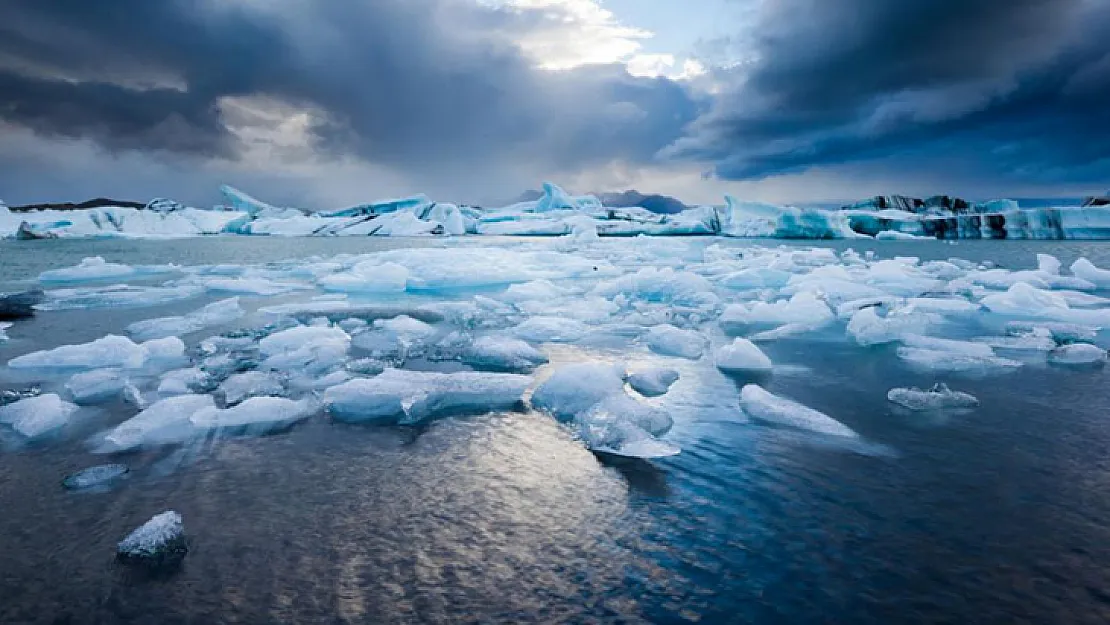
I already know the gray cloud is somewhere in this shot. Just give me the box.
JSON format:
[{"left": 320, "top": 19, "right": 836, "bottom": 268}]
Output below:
[
  {"left": 668, "top": 0, "right": 1110, "bottom": 186},
  {"left": 0, "top": 0, "right": 699, "bottom": 203}
]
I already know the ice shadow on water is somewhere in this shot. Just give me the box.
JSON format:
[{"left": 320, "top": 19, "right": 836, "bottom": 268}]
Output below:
[{"left": 595, "top": 453, "right": 672, "bottom": 498}]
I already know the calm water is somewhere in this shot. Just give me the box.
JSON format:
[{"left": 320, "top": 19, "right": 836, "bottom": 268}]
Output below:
[{"left": 3, "top": 236, "right": 1110, "bottom": 624}]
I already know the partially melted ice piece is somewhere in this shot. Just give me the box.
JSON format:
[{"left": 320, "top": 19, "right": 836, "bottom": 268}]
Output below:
[
  {"left": 259, "top": 325, "right": 350, "bottom": 373},
  {"left": 1048, "top": 343, "right": 1108, "bottom": 366},
  {"left": 714, "top": 338, "right": 773, "bottom": 374},
  {"left": 847, "top": 307, "right": 932, "bottom": 347},
  {"left": 189, "top": 397, "right": 317, "bottom": 433},
  {"left": 117, "top": 511, "right": 187, "bottom": 564},
  {"left": 896, "top": 347, "right": 1022, "bottom": 375},
  {"left": 644, "top": 324, "right": 706, "bottom": 359},
  {"left": 38, "top": 284, "right": 202, "bottom": 311},
  {"left": 463, "top": 336, "right": 549, "bottom": 372},
  {"left": 63, "top": 463, "right": 129, "bottom": 490},
  {"left": 38, "top": 256, "right": 153, "bottom": 283},
  {"left": 627, "top": 367, "right": 680, "bottom": 397},
  {"left": 0, "top": 321, "right": 11, "bottom": 342},
  {"left": 0, "top": 393, "right": 80, "bottom": 439},
  {"left": 66, "top": 369, "right": 128, "bottom": 404},
  {"left": 324, "top": 369, "right": 530, "bottom": 424},
  {"left": 512, "top": 317, "right": 589, "bottom": 343},
  {"left": 126, "top": 297, "right": 244, "bottom": 341},
  {"left": 531, "top": 363, "right": 626, "bottom": 421},
  {"left": 887, "top": 383, "right": 979, "bottom": 411},
  {"left": 740, "top": 385, "right": 857, "bottom": 438},
  {"left": 97, "top": 394, "right": 217, "bottom": 452},
  {"left": 218, "top": 371, "right": 286, "bottom": 405},
  {"left": 8, "top": 335, "right": 185, "bottom": 372}
]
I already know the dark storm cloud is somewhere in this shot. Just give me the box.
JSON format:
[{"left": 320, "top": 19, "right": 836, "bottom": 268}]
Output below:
[
  {"left": 668, "top": 0, "right": 1110, "bottom": 184},
  {"left": 0, "top": 0, "right": 698, "bottom": 175}
]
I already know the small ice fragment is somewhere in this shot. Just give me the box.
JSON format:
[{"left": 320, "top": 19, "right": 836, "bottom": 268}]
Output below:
[
  {"left": 97, "top": 394, "right": 216, "bottom": 452},
  {"left": 218, "top": 371, "right": 285, "bottom": 405},
  {"left": 117, "top": 511, "right": 187, "bottom": 565},
  {"left": 345, "top": 358, "right": 386, "bottom": 376},
  {"left": 714, "top": 338, "right": 773, "bottom": 374},
  {"left": 0, "top": 321, "right": 11, "bottom": 341},
  {"left": 1070, "top": 258, "right": 1110, "bottom": 288},
  {"left": 39, "top": 256, "right": 136, "bottom": 283},
  {"left": 189, "top": 396, "right": 316, "bottom": 432},
  {"left": 627, "top": 367, "right": 679, "bottom": 397},
  {"left": 463, "top": 336, "right": 549, "bottom": 372},
  {"left": 512, "top": 316, "right": 589, "bottom": 343},
  {"left": 63, "top": 463, "right": 129, "bottom": 490},
  {"left": 1037, "top": 254, "right": 1062, "bottom": 275},
  {"left": 887, "top": 383, "right": 979, "bottom": 411},
  {"left": 740, "top": 385, "right": 857, "bottom": 438},
  {"left": 157, "top": 368, "right": 211, "bottom": 396},
  {"left": 9, "top": 335, "right": 147, "bottom": 370},
  {"left": 0, "top": 393, "right": 80, "bottom": 439},
  {"left": 66, "top": 369, "right": 127, "bottom": 404},
  {"left": 1048, "top": 343, "right": 1108, "bottom": 366},
  {"left": 324, "top": 369, "right": 530, "bottom": 424},
  {"left": 847, "top": 307, "right": 932, "bottom": 347},
  {"left": 531, "top": 363, "right": 627, "bottom": 421},
  {"left": 644, "top": 324, "right": 706, "bottom": 359},
  {"left": 896, "top": 347, "right": 1022, "bottom": 375}
]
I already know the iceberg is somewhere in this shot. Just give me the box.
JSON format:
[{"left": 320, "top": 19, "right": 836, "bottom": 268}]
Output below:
[
  {"left": 887, "top": 383, "right": 979, "bottom": 411},
  {"left": 324, "top": 369, "right": 530, "bottom": 424},
  {"left": 740, "top": 385, "right": 857, "bottom": 438},
  {"left": 0, "top": 393, "right": 80, "bottom": 439}
]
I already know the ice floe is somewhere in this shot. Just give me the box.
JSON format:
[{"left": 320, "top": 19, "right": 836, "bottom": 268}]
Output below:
[
  {"left": 0, "top": 394, "right": 80, "bottom": 439},
  {"left": 887, "top": 384, "right": 979, "bottom": 411},
  {"left": 715, "top": 338, "right": 773, "bottom": 374},
  {"left": 324, "top": 369, "right": 529, "bottom": 424},
  {"left": 740, "top": 385, "right": 857, "bottom": 438}
]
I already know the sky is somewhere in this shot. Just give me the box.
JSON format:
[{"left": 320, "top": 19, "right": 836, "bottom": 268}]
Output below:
[{"left": 0, "top": 0, "right": 1108, "bottom": 208}]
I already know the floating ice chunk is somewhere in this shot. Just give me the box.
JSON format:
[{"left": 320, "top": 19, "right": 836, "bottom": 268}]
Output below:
[
  {"left": 345, "top": 358, "right": 386, "bottom": 376},
  {"left": 373, "top": 315, "right": 438, "bottom": 343},
  {"left": 126, "top": 298, "right": 244, "bottom": 341},
  {"left": 531, "top": 363, "right": 627, "bottom": 421},
  {"left": 190, "top": 396, "right": 316, "bottom": 433},
  {"left": 9, "top": 335, "right": 146, "bottom": 370},
  {"left": 1038, "top": 254, "right": 1062, "bottom": 275},
  {"left": 512, "top": 316, "right": 589, "bottom": 343},
  {"left": 899, "top": 334, "right": 996, "bottom": 358},
  {"left": 39, "top": 257, "right": 137, "bottom": 283},
  {"left": 38, "top": 284, "right": 202, "bottom": 311},
  {"left": 593, "top": 267, "right": 719, "bottom": 309},
  {"left": 63, "top": 463, "right": 129, "bottom": 490},
  {"left": 201, "top": 277, "right": 309, "bottom": 296},
  {"left": 0, "top": 321, "right": 10, "bottom": 341},
  {"left": 740, "top": 385, "right": 857, "bottom": 438},
  {"left": 1048, "top": 343, "right": 1108, "bottom": 366},
  {"left": 97, "top": 394, "right": 216, "bottom": 452},
  {"left": 847, "top": 307, "right": 932, "bottom": 347},
  {"left": 721, "top": 292, "right": 833, "bottom": 333},
  {"left": 836, "top": 297, "right": 899, "bottom": 319},
  {"left": 575, "top": 396, "right": 677, "bottom": 458},
  {"left": 589, "top": 430, "right": 681, "bottom": 458},
  {"left": 463, "top": 336, "right": 549, "bottom": 372},
  {"left": 644, "top": 324, "right": 706, "bottom": 359},
  {"left": 903, "top": 298, "right": 980, "bottom": 317},
  {"left": 749, "top": 321, "right": 829, "bottom": 341},
  {"left": 717, "top": 267, "right": 793, "bottom": 290},
  {"left": 974, "top": 328, "right": 1057, "bottom": 352},
  {"left": 896, "top": 347, "right": 1022, "bottom": 375},
  {"left": 499, "top": 280, "right": 573, "bottom": 303},
  {"left": 0, "top": 393, "right": 80, "bottom": 439},
  {"left": 714, "top": 338, "right": 773, "bottom": 374},
  {"left": 140, "top": 336, "right": 188, "bottom": 369},
  {"left": 324, "top": 369, "right": 530, "bottom": 424},
  {"left": 887, "top": 383, "right": 979, "bottom": 411},
  {"left": 1005, "top": 321, "right": 1098, "bottom": 343},
  {"left": 287, "top": 369, "right": 352, "bottom": 392},
  {"left": 218, "top": 371, "right": 285, "bottom": 405},
  {"left": 981, "top": 283, "right": 1110, "bottom": 326},
  {"left": 319, "top": 261, "right": 409, "bottom": 293},
  {"left": 66, "top": 369, "right": 127, "bottom": 404},
  {"left": 157, "top": 368, "right": 211, "bottom": 396},
  {"left": 117, "top": 511, "right": 187, "bottom": 564},
  {"left": 1070, "top": 258, "right": 1110, "bottom": 288},
  {"left": 259, "top": 326, "right": 350, "bottom": 373},
  {"left": 627, "top": 367, "right": 679, "bottom": 397}
]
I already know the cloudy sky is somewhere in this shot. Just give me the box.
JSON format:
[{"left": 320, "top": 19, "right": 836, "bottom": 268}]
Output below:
[{"left": 1, "top": 0, "right": 1108, "bottom": 208}]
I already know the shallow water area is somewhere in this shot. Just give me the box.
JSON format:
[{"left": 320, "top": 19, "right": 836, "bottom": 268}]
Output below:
[{"left": 4, "top": 235, "right": 1110, "bottom": 623}]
